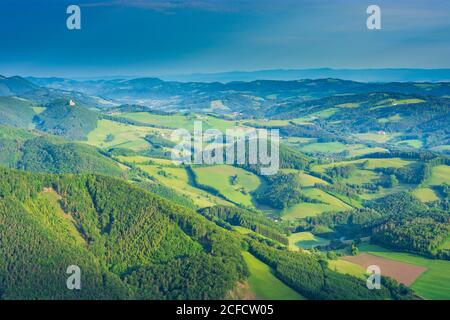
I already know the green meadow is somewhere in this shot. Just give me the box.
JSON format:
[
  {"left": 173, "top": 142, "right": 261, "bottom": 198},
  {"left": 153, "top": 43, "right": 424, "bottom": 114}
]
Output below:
[
  {"left": 354, "top": 132, "right": 397, "bottom": 143},
  {"left": 193, "top": 165, "right": 262, "bottom": 207},
  {"left": 412, "top": 187, "right": 440, "bottom": 202},
  {"left": 425, "top": 165, "right": 450, "bottom": 186},
  {"left": 299, "top": 142, "right": 348, "bottom": 153},
  {"left": 327, "top": 259, "right": 366, "bottom": 279},
  {"left": 242, "top": 252, "right": 305, "bottom": 300},
  {"left": 245, "top": 119, "right": 291, "bottom": 127},
  {"left": 121, "top": 112, "right": 241, "bottom": 132},
  {"left": 440, "top": 237, "right": 450, "bottom": 250},
  {"left": 139, "top": 164, "right": 231, "bottom": 208},
  {"left": 117, "top": 155, "right": 178, "bottom": 166},
  {"left": 362, "top": 157, "right": 413, "bottom": 169},
  {"left": 281, "top": 169, "right": 329, "bottom": 187},
  {"left": 395, "top": 139, "right": 423, "bottom": 149},
  {"left": 86, "top": 119, "right": 168, "bottom": 151},
  {"left": 289, "top": 232, "right": 330, "bottom": 250},
  {"left": 282, "top": 187, "right": 352, "bottom": 220}
]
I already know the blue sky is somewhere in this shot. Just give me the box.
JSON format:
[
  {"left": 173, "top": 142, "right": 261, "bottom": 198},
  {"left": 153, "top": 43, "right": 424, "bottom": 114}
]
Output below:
[{"left": 1, "top": 0, "right": 449, "bottom": 77}]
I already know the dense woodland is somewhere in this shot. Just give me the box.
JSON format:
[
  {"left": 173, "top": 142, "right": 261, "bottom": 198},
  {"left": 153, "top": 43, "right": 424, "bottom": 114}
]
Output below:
[
  {"left": 0, "top": 168, "right": 247, "bottom": 299},
  {"left": 199, "top": 206, "right": 289, "bottom": 245}
]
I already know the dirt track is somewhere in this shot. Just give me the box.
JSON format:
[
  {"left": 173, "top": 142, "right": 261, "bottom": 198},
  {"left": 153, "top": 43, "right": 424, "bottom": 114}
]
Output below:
[{"left": 342, "top": 253, "right": 427, "bottom": 285}]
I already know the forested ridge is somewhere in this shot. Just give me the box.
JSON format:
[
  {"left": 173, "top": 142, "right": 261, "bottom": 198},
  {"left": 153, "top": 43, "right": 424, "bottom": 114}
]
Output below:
[
  {"left": 0, "top": 167, "right": 247, "bottom": 299},
  {"left": 0, "top": 125, "right": 122, "bottom": 176}
]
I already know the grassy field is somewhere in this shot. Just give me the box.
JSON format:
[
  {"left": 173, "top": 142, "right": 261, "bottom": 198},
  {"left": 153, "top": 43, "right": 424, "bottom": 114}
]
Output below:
[
  {"left": 378, "top": 114, "right": 402, "bottom": 124},
  {"left": 116, "top": 155, "right": 179, "bottom": 166},
  {"left": 283, "top": 203, "right": 338, "bottom": 220},
  {"left": 32, "top": 106, "right": 46, "bottom": 114},
  {"left": 328, "top": 259, "right": 366, "bottom": 279},
  {"left": 85, "top": 119, "right": 168, "bottom": 151},
  {"left": 440, "top": 237, "right": 450, "bottom": 250},
  {"left": 233, "top": 226, "right": 253, "bottom": 235},
  {"left": 193, "top": 165, "right": 262, "bottom": 207},
  {"left": 289, "top": 232, "right": 330, "bottom": 249},
  {"left": 298, "top": 172, "right": 329, "bottom": 187},
  {"left": 342, "top": 169, "right": 380, "bottom": 185},
  {"left": 425, "top": 165, "right": 450, "bottom": 186},
  {"left": 312, "top": 157, "right": 411, "bottom": 173},
  {"left": 289, "top": 119, "right": 314, "bottom": 126},
  {"left": 282, "top": 188, "right": 352, "bottom": 220},
  {"left": 359, "top": 183, "right": 414, "bottom": 201},
  {"left": 372, "top": 98, "right": 425, "bottom": 110},
  {"left": 302, "top": 188, "right": 352, "bottom": 209},
  {"left": 354, "top": 132, "right": 397, "bottom": 143},
  {"left": 392, "top": 98, "right": 425, "bottom": 105},
  {"left": 121, "top": 112, "right": 241, "bottom": 132},
  {"left": 233, "top": 226, "right": 275, "bottom": 243},
  {"left": 336, "top": 102, "right": 360, "bottom": 109},
  {"left": 299, "top": 142, "right": 349, "bottom": 154},
  {"left": 284, "top": 137, "right": 316, "bottom": 144},
  {"left": 242, "top": 252, "right": 305, "bottom": 300},
  {"left": 395, "top": 139, "right": 423, "bottom": 149},
  {"left": 245, "top": 120, "right": 291, "bottom": 127},
  {"left": 362, "top": 158, "right": 413, "bottom": 169},
  {"left": 412, "top": 187, "right": 440, "bottom": 202},
  {"left": 346, "top": 146, "right": 388, "bottom": 157},
  {"left": 359, "top": 244, "right": 450, "bottom": 300},
  {"left": 281, "top": 169, "right": 329, "bottom": 187},
  {"left": 311, "top": 160, "right": 380, "bottom": 186},
  {"left": 310, "top": 108, "right": 339, "bottom": 119},
  {"left": 431, "top": 145, "right": 450, "bottom": 152},
  {"left": 139, "top": 164, "right": 231, "bottom": 208},
  {"left": 295, "top": 143, "right": 386, "bottom": 157}
]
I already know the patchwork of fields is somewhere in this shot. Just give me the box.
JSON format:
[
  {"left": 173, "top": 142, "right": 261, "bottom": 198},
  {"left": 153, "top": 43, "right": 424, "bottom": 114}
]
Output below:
[
  {"left": 357, "top": 244, "right": 450, "bottom": 300},
  {"left": 77, "top": 112, "right": 450, "bottom": 300}
]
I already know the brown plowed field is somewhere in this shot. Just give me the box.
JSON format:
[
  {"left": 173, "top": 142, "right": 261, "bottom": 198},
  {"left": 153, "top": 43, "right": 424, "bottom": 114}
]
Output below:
[{"left": 342, "top": 253, "right": 427, "bottom": 285}]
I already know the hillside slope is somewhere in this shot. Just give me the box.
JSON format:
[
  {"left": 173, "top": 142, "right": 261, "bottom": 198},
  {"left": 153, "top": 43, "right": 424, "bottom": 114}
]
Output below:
[
  {"left": 0, "top": 168, "right": 247, "bottom": 299},
  {"left": 0, "top": 96, "right": 36, "bottom": 128},
  {"left": 34, "top": 99, "right": 98, "bottom": 140},
  {"left": 0, "top": 126, "right": 123, "bottom": 176}
]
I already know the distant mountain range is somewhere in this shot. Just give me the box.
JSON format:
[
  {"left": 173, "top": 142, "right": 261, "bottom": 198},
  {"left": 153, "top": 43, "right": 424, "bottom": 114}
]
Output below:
[
  {"left": 161, "top": 68, "right": 450, "bottom": 83},
  {"left": 22, "top": 76, "right": 450, "bottom": 113}
]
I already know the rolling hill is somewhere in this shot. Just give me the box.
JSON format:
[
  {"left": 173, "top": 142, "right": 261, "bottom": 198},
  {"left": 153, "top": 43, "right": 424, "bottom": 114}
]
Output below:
[
  {"left": 0, "top": 168, "right": 247, "bottom": 299},
  {"left": 0, "top": 96, "right": 36, "bottom": 128},
  {"left": 0, "top": 125, "right": 123, "bottom": 176},
  {"left": 0, "top": 76, "right": 38, "bottom": 96},
  {"left": 34, "top": 99, "right": 99, "bottom": 140}
]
